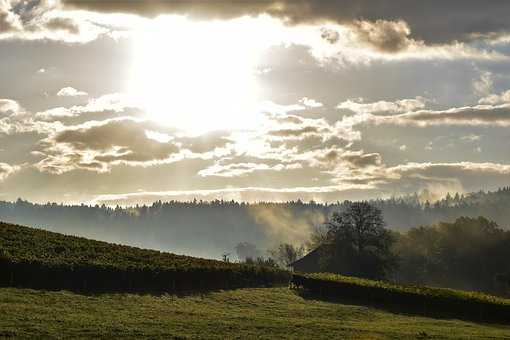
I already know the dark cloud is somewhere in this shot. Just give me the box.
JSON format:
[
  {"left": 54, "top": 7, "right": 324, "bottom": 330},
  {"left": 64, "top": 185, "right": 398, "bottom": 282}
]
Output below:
[
  {"left": 44, "top": 17, "right": 80, "bottom": 34},
  {"left": 177, "top": 131, "right": 231, "bottom": 154},
  {"left": 62, "top": 0, "right": 510, "bottom": 45},
  {"left": 268, "top": 125, "right": 320, "bottom": 137},
  {"left": 320, "top": 27, "right": 339, "bottom": 44},
  {"left": 0, "top": 0, "right": 104, "bottom": 42},
  {"left": 342, "top": 151, "right": 382, "bottom": 168},
  {"left": 350, "top": 19, "right": 412, "bottom": 53},
  {"left": 38, "top": 119, "right": 181, "bottom": 172},
  {"left": 0, "top": 6, "right": 21, "bottom": 32},
  {"left": 379, "top": 104, "right": 510, "bottom": 127}
]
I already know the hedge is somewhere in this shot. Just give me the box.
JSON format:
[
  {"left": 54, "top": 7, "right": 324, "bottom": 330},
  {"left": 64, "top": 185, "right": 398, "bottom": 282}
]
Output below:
[{"left": 291, "top": 273, "right": 510, "bottom": 323}]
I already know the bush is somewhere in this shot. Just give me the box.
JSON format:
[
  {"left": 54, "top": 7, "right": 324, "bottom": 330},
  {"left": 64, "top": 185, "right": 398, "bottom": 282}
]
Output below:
[{"left": 291, "top": 273, "right": 510, "bottom": 323}]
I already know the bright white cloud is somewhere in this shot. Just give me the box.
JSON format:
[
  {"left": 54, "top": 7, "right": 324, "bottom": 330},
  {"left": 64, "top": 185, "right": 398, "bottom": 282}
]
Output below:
[
  {"left": 479, "top": 89, "right": 510, "bottom": 105},
  {"left": 57, "top": 86, "right": 88, "bottom": 97},
  {"left": 0, "top": 162, "right": 20, "bottom": 182},
  {"left": 299, "top": 97, "right": 323, "bottom": 108},
  {"left": 337, "top": 96, "right": 427, "bottom": 114}
]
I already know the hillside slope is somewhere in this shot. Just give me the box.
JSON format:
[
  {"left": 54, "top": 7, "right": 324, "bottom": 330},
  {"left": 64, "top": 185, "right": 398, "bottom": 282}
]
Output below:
[
  {"left": 0, "top": 222, "right": 289, "bottom": 292},
  {"left": 1, "top": 287, "right": 509, "bottom": 339}
]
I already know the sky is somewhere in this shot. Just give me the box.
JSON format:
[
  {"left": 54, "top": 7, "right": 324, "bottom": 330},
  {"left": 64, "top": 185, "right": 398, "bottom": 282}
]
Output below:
[{"left": 1, "top": 0, "right": 510, "bottom": 205}]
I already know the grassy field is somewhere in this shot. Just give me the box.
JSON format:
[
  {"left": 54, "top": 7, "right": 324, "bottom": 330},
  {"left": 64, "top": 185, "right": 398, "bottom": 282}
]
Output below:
[{"left": 1, "top": 287, "right": 510, "bottom": 339}]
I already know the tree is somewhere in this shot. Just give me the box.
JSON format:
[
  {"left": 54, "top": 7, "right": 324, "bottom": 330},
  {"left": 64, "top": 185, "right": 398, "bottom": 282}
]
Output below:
[
  {"left": 305, "top": 224, "right": 329, "bottom": 250},
  {"left": 395, "top": 216, "right": 510, "bottom": 293},
  {"left": 320, "top": 201, "right": 397, "bottom": 279},
  {"left": 245, "top": 257, "right": 279, "bottom": 269},
  {"left": 235, "top": 242, "right": 261, "bottom": 261},
  {"left": 269, "top": 243, "right": 306, "bottom": 268}
]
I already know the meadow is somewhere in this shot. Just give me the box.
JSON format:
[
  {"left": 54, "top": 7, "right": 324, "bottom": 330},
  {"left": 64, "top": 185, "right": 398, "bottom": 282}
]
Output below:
[
  {"left": 1, "top": 287, "right": 510, "bottom": 339},
  {"left": 2, "top": 222, "right": 510, "bottom": 338}
]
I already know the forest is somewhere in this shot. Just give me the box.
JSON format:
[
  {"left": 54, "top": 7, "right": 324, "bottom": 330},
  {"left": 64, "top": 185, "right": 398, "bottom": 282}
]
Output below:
[{"left": 0, "top": 187, "right": 509, "bottom": 259}]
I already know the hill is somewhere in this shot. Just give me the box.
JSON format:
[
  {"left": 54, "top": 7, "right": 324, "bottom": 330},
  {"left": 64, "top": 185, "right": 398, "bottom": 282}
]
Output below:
[
  {"left": 1, "top": 287, "right": 509, "bottom": 339},
  {"left": 0, "top": 222, "right": 289, "bottom": 292},
  {"left": 2, "top": 222, "right": 510, "bottom": 337}
]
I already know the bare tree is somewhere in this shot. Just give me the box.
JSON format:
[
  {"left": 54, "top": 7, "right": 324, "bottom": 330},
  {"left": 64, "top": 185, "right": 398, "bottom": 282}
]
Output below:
[
  {"left": 221, "top": 252, "right": 231, "bottom": 262},
  {"left": 269, "top": 243, "right": 306, "bottom": 268},
  {"left": 235, "top": 242, "right": 261, "bottom": 261}
]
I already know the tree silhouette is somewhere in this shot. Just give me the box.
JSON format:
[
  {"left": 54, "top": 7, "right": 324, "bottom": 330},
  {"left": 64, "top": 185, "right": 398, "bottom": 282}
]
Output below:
[
  {"left": 321, "top": 202, "right": 397, "bottom": 279},
  {"left": 269, "top": 243, "right": 305, "bottom": 268}
]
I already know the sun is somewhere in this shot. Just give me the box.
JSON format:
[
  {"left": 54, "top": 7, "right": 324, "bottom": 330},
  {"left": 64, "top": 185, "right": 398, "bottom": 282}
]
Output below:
[{"left": 129, "top": 16, "right": 265, "bottom": 134}]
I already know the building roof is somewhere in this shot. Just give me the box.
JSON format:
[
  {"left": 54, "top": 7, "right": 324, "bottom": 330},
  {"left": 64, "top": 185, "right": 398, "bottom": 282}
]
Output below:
[{"left": 290, "top": 246, "right": 322, "bottom": 267}]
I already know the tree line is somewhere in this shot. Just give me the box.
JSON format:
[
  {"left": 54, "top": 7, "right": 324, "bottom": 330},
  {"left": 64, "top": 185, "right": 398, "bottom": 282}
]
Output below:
[
  {"left": 270, "top": 202, "right": 510, "bottom": 297},
  {"left": 1, "top": 187, "right": 510, "bottom": 260}
]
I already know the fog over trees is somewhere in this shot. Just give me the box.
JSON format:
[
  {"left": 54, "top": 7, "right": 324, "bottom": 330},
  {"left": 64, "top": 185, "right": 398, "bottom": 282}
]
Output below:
[{"left": 0, "top": 187, "right": 510, "bottom": 259}]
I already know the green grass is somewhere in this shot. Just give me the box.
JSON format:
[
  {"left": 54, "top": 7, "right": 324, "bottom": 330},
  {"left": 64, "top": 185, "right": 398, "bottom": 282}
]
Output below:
[
  {"left": 0, "top": 221, "right": 257, "bottom": 270},
  {"left": 302, "top": 273, "right": 510, "bottom": 306},
  {"left": 292, "top": 273, "right": 510, "bottom": 323},
  {"left": 1, "top": 287, "right": 509, "bottom": 339}
]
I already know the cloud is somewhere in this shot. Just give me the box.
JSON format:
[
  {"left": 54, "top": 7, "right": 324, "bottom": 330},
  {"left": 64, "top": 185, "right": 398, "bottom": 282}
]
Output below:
[
  {"left": 36, "top": 118, "right": 182, "bottom": 173},
  {"left": 176, "top": 131, "right": 231, "bottom": 155},
  {"left": 57, "top": 86, "right": 88, "bottom": 97},
  {"left": 0, "top": 98, "right": 21, "bottom": 116},
  {"left": 0, "top": 162, "right": 19, "bottom": 181},
  {"left": 373, "top": 104, "right": 510, "bottom": 127},
  {"left": 339, "top": 96, "right": 510, "bottom": 127},
  {"left": 341, "top": 151, "right": 382, "bottom": 168},
  {"left": 89, "top": 184, "right": 377, "bottom": 206},
  {"left": 0, "top": 0, "right": 22, "bottom": 33},
  {"left": 62, "top": 0, "right": 510, "bottom": 46},
  {"left": 268, "top": 125, "right": 321, "bottom": 138},
  {"left": 198, "top": 161, "right": 302, "bottom": 178},
  {"left": 473, "top": 71, "right": 494, "bottom": 97},
  {"left": 379, "top": 162, "right": 510, "bottom": 196},
  {"left": 0, "top": 98, "right": 31, "bottom": 135},
  {"left": 349, "top": 19, "right": 414, "bottom": 53},
  {"left": 388, "top": 161, "right": 510, "bottom": 177},
  {"left": 299, "top": 97, "right": 323, "bottom": 108},
  {"left": 33, "top": 115, "right": 235, "bottom": 174},
  {"left": 0, "top": 0, "right": 107, "bottom": 43},
  {"left": 479, "top": 89, "right": 510, "bottom": 105},
  {"left": 320, "top": 27, "right": 339, "bottom": 44},
  {"left": 36, "top": 93, "right": 140, "bottom": 120},
  {"left": 10, "top": 93, "right": 510, "bottom": 207},
  {"left": 337, "top": 97, "right": 427, "bottom": 114},
  {"left": 44, "top": 16, "right": 79, "bottom": 34},
  {"left": 83, "top": 159, "right": 510, "bottom": 206}
]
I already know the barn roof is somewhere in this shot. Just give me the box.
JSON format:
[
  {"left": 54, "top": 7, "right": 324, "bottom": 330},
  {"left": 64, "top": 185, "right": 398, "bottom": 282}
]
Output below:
[{"left": 290, "top": 246, "right": 322, "bottom": 267}]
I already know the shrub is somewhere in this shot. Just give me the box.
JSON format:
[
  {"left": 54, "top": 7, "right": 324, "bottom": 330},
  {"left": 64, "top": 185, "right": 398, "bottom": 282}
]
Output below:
[{"left": 291, "top": 273, "right": 510, "bottom": 323}]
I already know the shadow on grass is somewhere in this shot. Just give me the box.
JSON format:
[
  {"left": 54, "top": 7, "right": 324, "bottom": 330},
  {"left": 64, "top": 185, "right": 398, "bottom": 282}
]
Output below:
[{"left": 292, "top": 287, "right": 510, "bottom": 327}]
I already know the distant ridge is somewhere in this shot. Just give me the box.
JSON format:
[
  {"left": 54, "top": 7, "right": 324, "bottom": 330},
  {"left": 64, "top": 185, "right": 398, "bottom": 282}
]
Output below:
[{"left": 1, "top": 186, "right": 509, "bottom": 258}]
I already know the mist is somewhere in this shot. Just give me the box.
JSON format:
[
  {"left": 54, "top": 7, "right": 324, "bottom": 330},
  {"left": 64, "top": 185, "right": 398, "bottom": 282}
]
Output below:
[{"left": 0, "top": 187, "right": 509, "bottom": 259}]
